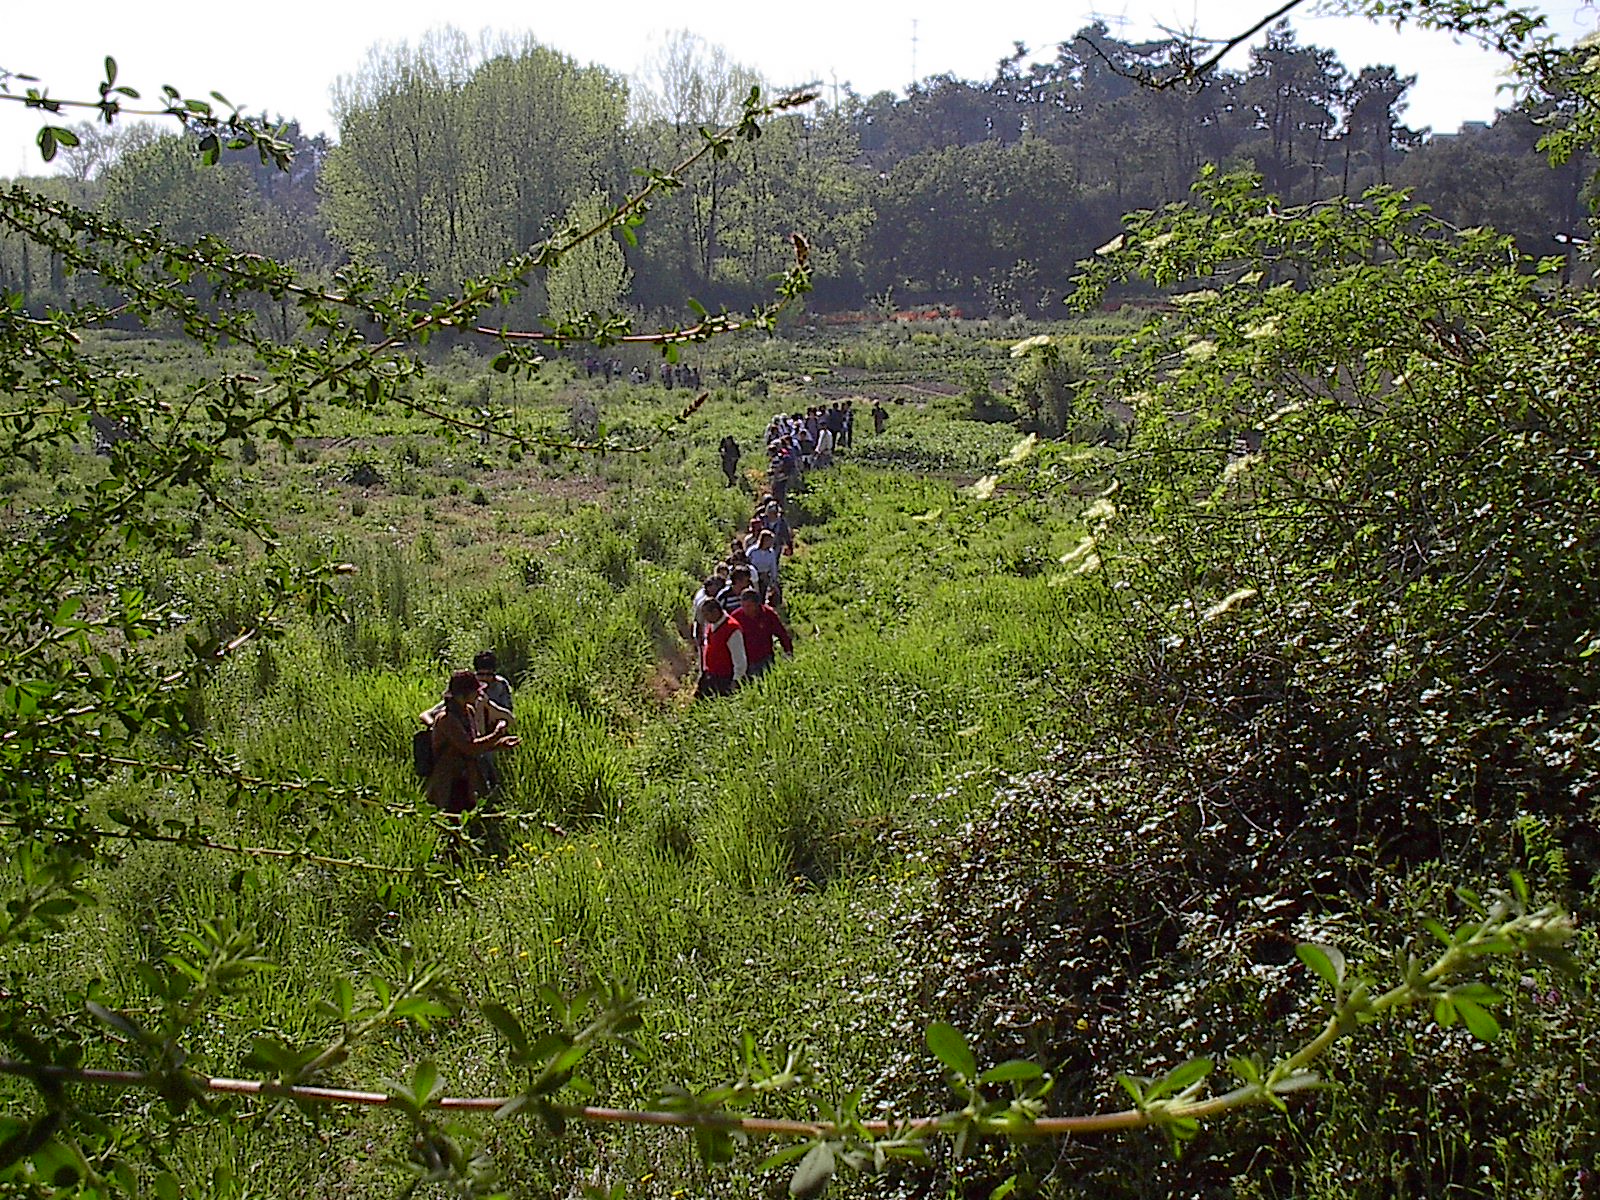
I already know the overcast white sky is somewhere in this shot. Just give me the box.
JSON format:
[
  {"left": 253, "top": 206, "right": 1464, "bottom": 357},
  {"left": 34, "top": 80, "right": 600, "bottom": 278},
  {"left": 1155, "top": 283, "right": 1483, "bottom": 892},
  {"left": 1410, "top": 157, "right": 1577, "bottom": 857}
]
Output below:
[{"left": 3, "top": 0, "right": 1597, "bottom": 176}]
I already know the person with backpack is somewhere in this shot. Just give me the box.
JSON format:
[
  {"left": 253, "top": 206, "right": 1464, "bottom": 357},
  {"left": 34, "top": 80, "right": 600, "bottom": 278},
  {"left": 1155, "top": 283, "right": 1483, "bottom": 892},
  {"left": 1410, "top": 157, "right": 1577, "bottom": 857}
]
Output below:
[{"left": 418, "top": 670, "right": 518, "bottom": 814}]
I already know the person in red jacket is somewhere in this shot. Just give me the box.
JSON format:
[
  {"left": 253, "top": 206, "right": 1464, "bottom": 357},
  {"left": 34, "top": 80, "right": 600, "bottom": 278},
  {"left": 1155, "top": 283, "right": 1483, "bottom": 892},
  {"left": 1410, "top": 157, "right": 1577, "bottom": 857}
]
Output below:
[
  {"left": 737, "top": 589, "right": 794, "bottom": 678},
  {"left": 695, "top": 598, "right": 747, "bottom": 698}
]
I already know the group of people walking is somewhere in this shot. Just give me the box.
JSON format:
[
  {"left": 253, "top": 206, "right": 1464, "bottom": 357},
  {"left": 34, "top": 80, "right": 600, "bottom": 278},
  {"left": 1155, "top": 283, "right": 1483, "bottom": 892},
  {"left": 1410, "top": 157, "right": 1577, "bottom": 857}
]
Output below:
[
  {"left": 690, "top": 491, "right": 796, "bottom": 699},
  {"left": 693, "top": 400, "right": 880, "bottom": 697}
]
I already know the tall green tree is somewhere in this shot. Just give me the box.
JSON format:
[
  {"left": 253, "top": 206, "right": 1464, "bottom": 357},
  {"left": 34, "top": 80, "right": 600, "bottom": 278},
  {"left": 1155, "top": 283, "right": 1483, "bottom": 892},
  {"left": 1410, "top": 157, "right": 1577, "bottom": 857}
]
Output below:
[
  {"left": 544, "top": 190, "right": 632, "bottom": 321},
  {"left": 322, "top": 27, "right": 628, "bottom": 306}
]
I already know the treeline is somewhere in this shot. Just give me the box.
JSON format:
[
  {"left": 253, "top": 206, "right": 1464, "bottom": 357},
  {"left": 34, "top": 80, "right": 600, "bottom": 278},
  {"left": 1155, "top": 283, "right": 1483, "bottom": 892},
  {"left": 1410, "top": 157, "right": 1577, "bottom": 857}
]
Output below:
[{"left": 0, "top": 22, "right": 1590, "bottom": 323}]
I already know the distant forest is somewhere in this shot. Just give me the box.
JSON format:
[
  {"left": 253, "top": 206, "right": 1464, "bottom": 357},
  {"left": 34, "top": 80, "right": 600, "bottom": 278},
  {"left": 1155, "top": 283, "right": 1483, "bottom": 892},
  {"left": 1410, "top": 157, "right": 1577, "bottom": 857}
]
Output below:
[{"left": 2, "top": 22, "right": 1591, "bottom": 325}]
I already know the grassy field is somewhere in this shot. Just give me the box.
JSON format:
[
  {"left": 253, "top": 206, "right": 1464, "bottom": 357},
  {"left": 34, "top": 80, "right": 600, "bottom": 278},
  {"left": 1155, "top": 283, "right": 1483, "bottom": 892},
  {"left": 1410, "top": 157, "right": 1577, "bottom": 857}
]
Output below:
[
  {"left": 0, "top": 323, "right": 1119, "bottom": 1197},
  {"left": 3, "top": 315, "right": 1595, "bottom": 1200}
]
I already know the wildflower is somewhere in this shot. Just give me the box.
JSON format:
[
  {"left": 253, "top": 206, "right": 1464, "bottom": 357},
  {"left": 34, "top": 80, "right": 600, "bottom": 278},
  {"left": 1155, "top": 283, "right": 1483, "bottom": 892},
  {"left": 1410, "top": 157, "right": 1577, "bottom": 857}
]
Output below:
[
  {"left": 999, "top": 433, "right": 1038, "bottom": 466},
  {"left": 1181, "top": 338, "right": 1217, "bottom": 360},
  {"left": 1009, "top": 334, "right": 1052, "bottom": 357},
  {"left": 1082, "top": 498, "right": 1117, "bottom": 525},
  {"left": 1172, "top": 289, "right": 1218, "bottom": 306},
  {"left": 1060, "top": 536, "right": 1097, "bottom": 566},
  {"left": 965, "top": 475, "right": 998, "bottom": 501},
  {"left": 1222, "top": 454, "right": 1260, "bottom": 484},
  {"left": 1243, "top": 316, "right": 1280, "bottom": 340},
  {"left": 1095, "top": 234, "right": 1125, "bottom": 256}
]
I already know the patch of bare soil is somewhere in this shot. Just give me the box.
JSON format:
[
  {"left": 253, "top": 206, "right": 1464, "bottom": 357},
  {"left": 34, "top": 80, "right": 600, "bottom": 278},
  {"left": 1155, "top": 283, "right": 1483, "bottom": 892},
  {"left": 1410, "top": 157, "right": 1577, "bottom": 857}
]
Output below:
[{"left": 648, "top": 640, "right": 696, "bottom": 707}]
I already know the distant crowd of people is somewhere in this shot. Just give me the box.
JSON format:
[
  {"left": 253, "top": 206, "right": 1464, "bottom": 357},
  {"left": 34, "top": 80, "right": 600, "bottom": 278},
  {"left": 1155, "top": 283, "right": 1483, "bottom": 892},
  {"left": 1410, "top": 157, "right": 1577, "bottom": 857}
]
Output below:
[{"left": 583, "top": 356, "right": 703, "bottom": 389}]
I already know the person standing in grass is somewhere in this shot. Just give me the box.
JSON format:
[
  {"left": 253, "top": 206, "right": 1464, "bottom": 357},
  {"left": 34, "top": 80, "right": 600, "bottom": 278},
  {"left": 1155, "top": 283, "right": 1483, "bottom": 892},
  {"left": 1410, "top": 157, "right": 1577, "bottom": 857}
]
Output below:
[
  {"left": 737, "top": 589, "right": 793, "bottom": 678},
  {"left": 472, "top": 650, "right": 514, "bottom": 792},
  {"left": 691, "top": 574, "right": 721, "bottom": 654},
  {"left": 747, "top": 528, "right": 781, "bottom": 603},
  {"left": 719, "top": 435, "right": 741, "bottom": 487},
  {"left": 872, "top": 401, "right": 888, "bottom": 435},
  {"left": 421, "top": 670, "right": 519, "bottom": 814},
  {"left": 719, "top": 564, "right": 757, "bottom": 614},
  {"left": 696, "top": 598, "right": 747, "bottom": 698},
  {"left": 764, "top": 501, "right": 793, "bottom": 559}
]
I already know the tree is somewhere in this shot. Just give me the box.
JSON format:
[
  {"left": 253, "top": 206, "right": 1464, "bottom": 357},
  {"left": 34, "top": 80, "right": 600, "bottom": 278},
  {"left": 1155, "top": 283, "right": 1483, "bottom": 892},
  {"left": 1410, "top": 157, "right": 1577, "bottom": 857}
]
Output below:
[
  {"left": 630, "top": 31, "right": 764, "bottom": 301},
  {"left": 1238, "top": 23, "right": 1347, "bottom": 196},
  {"left": 544, "top": 190, "right": 632, "bottom": 321},
  {"left": 322, "top": 28, "right": 628, "bottom": 308},
  {"left": 1338, "top": 65, "right": 1420, "bottom": 188}
]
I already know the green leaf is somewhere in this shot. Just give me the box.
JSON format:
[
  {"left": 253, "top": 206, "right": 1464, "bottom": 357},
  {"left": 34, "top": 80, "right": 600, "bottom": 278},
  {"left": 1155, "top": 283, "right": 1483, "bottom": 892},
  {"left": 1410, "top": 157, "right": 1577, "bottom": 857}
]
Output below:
[
  {"left": 86, "top": 1001, "right": 147, "bottom": 1043},
  {"left": 411, "top": 1060, "right": 441, "bottom": 1106},
  {"left": 758, "top": 1141, "right": 815, "bottom": 1173},
  {"left": 154, "top": 1170, "right": 181, "bottom": 1200},
  {"left": 1156, "top": 1057, "right": 1213, "bottom": 1097},
  {"left": 333, "top": 975, "right": 354, "bottom": 1021},
  {"left": 979, "top": 1060, "right": 1045, "bottom": 1085},
  {"left": 1116, "top": 1073, "right": 1147, "bottom": 1105},
  {"left": 30, "top": 1138, "right": 86, "bottom": 1188},
  {"left": 1295, "top": 942, "right": 1345, "bottom": 989},
  {"left": 481, "top": 1001, "right": 529, "bottom": 1054},
  {"left": 788, "top": 1141, "right": 835, "bottom": 1199},
  {"left": 926, "top": 1021, "right": 976, "bottom": 1079},
  {"left": 1454, "top": 998, "right": 1502, "bottom": 1042}
]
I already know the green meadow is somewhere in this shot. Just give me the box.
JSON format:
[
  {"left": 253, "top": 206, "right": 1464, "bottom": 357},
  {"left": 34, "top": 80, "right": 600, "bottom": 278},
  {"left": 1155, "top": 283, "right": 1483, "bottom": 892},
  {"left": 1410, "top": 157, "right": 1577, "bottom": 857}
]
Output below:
[{"left": 3, "top": 311, "right": 1596, "bottom": 1199}]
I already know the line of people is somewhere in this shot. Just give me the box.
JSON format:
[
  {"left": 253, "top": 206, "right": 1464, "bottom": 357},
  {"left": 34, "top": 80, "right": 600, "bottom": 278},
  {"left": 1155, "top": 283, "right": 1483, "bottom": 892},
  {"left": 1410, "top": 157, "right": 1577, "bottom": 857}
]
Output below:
[
  {"left": 691, "top": 398, "right": 877, "bottom": 698},
  {"left": 690, "top": 489, "right": 796, "bottom": 699}
]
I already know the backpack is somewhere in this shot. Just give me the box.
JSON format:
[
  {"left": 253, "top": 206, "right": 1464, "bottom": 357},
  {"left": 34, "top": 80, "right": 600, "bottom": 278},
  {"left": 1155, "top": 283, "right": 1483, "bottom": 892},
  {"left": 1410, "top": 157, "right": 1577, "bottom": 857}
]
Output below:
[{"left": 412, "top": 726, "right": 435, "bottom": 780}]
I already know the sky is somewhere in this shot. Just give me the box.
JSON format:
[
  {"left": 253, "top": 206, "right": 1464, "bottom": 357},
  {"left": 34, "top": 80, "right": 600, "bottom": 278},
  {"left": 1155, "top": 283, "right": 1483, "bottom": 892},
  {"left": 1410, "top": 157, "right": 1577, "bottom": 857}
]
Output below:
[{"left": 2, "top": 0, "right": 1597, "bottom": 176}]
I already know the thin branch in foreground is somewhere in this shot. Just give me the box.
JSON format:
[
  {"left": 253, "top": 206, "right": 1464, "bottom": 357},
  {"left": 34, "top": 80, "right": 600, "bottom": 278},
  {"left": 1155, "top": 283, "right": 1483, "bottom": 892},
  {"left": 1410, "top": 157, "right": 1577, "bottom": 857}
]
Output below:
[{"left": 1077, "top": 0, "right": 1307, "bottom": 90}]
